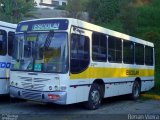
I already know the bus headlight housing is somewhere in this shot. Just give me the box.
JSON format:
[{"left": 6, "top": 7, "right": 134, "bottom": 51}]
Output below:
[
  {"left": 11, "top": 81, "right": 14, "bottom": 86},
  {"left": 54, "top": 85, "right": 59, "bottom": 91},
  {"left": 60, "top": 86, "right": 67, "bottom": 91},
  {"left": 49, "top": 86, "right": 52, "bottom": 90}
]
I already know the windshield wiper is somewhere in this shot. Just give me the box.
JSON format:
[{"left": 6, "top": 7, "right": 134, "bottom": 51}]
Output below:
[{"left": 44, "top": 30, "right": 54, "bottom": 50}]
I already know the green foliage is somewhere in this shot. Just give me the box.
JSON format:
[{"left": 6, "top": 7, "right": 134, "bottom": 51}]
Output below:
[
  {"left": 66, "top": 0, "right": 87, "bottom": 18},
  {"left": 55, "top": 5, "right": 66, "bottom": 10},
  {"left": 0, "top": 0, "right": 35, "bottom": 23},
  {"left": 137, "top": 1, "right": 160, "bottom": 31},
  {"left": 145, "top": 73, "right": 160, "bottom": 95},
  {"left": 86, "top": 0, "right": 120, "bottom": 24},
  {"left": 119, "top": 1, "right": 138, "bottom": 35},
  {"left": 100, "top": 19, "right": 124, "bottom": 33}
]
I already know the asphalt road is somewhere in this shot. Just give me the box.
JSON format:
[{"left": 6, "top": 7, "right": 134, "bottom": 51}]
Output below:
[{"left": 0, "top": 95, "right": 160, "bottom": 120}]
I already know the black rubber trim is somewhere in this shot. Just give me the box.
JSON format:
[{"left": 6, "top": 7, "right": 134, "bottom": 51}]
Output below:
[
  {"left": 70, "top": 79, "right": 154, "bottom": 88},
  {"left": 70, "top": 84, "right": 91, "bottom": 87},
  {"left": 0, "top": 77, "right": 9, "bottom": 80}
]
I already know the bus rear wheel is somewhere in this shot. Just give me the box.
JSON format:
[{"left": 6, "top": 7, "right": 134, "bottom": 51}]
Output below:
[
  {"left": 131, "top": 80, "right": 141, "bottom": 100},
  {"left": 84, "top": 83, "right": 102, "bottom": 110}
]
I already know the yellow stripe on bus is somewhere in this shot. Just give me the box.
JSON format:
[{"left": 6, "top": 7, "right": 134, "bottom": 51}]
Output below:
[{"left": 70, "top": 67, "right": 154, "bottom": 80}]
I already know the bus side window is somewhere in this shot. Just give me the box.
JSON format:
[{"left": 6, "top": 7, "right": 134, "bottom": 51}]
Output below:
[
  {"left": 70, "top": 33, "right": 90, "bottom": 74},
  {"left": 0, "top": 29, "right": 7, "bottom": 55},
  {"left": 135, "top": 43, "right": 144, "bottom": 65},
  {"left": 8, "top": 31, "right": 15, "bottom": 56},
  {"left": 145, "top": 46, "right": 153, "bottom": 66},
  {"left": 92, "top": 32, "right": 107, "bottom": 62},
  {"left": 123, "top": 41, "right": 134, "bottom": 64},
  {"left": 108, "top": 36, "right": 122, "bottom": 63}
]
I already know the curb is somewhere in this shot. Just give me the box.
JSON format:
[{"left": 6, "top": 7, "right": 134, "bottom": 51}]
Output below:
[{"left": 141, "top": 94, "right": 160, "bottom": 100}]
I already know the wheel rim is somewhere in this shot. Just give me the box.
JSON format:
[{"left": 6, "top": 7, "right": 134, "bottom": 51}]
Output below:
[
  {"left": 91, "top": 90, "right": 100, "bottom": 104},
  {"left": 133, "top": 82, "right": 140, "bottom": 97}
]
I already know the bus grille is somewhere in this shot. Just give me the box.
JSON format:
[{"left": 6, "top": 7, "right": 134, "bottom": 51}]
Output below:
[
  {"left": 19, "top": 76, "right": 51, "bottom": 82},
  {"left": 22, "top": 90, "right": 42, "bottom": 101},
  {"left": 33, "top": 78, "right": 51, "bottom": 82},
  {"left": 18, "top": 77, "right": 32, "bottom": 82},
  {"left": 19, "top": 76, "right": 50, "bottom": 91},
  {"left": 21, "top": 82, "right": 45, "bottom": 91}
]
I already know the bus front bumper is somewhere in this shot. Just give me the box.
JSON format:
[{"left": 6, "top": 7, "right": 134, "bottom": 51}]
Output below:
[{"left": 10, "top": 86, "right": 67, "bottom": 105}]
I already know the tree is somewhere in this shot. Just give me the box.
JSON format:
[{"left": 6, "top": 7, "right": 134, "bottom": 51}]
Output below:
[
  {"left": 86, "top": 0, "right": 120, "bottom": 24},
  {"left": 119, "top": 0, "right": 138, "bottom": 35},
  {"left": 0, "top": 0, "right": 35, "bottom": 23},
  {"left": 66, "top": 0, "right": 88, "bottom": 18}
]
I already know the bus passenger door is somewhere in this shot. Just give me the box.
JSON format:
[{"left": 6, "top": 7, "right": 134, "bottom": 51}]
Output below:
[{"left": 69, "top": 26, "right": 92, "bottom": 103}]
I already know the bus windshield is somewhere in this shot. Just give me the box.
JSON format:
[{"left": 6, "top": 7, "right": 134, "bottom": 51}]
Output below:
[{"left": 11, "top": 32, "right": 68, "bottom": 73}]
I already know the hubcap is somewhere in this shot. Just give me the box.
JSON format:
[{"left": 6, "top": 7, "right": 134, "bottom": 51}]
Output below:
[
  {"left": 133, "top": 83, "right": 139, "bottom": 97},
  {"left": 91, "top": 90, "right": 100, "bottom": 104}
]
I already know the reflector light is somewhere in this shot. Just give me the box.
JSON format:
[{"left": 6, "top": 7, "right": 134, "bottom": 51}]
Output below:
[{"left": 48, "top": 94, "right": 60, "bottom": 100}]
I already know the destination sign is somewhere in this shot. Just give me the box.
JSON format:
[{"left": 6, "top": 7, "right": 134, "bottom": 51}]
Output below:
[
  {"left": 17, "top": 19, "right": 69, "bottom": 32},
  {"left": 32, "top": 23, "right": 60, "bottom": 31}
]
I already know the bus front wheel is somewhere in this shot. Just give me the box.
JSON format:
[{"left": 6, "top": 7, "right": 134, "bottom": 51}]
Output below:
[
  {"left": 131, "top": 80, "right": 141, "bottom": 100},
  {"left": 84, "top": 83, "right": 102, "bottom": 110}
]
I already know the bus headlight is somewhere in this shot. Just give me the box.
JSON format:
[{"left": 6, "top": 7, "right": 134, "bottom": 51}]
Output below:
[
  {"left": 60, "top": 86, "right": 66, "bottom": 91},
  {"left": 11, "top": 81, "right": 14, "bottom": 86},
  {"left": 49, "top": 86, "right": 52, "bottom": 90},
  {"left": 54, "top": 85, "right": 59, "bottom": 91},
  {"left": 54, "top": 85, "right": 67, "bottom": 91}
]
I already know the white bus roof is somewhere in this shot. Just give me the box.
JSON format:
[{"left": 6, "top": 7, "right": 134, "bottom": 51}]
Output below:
[
  {"left": 19, "top": 18, "right": 154, "bottom": 47},
  {"left": 0, "top": 21, "right": 17, "bottom": 29}
]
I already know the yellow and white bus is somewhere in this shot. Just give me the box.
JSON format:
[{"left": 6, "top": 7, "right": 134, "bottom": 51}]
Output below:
[
  {"left": 10, "top": 18, "right": 154, "bottom": 109},
  {"left": 0, "top": 21, "right": 17, "bottom": 95}
]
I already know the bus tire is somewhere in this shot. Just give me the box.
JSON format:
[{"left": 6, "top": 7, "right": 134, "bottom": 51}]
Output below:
[
  {"left": 131, "top": 80, "right": 141, "bottom": 100},
  {"left": 84, "top": 83, "right": 102, "bottom": 110}
]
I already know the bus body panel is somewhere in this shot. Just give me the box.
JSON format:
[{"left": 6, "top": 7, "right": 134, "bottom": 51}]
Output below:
[
  {"left": 10, "top": 71, "right": 70, "bottom": 104},
  {"left": 0, "top": 21, "right": 17, "bottom": 95},
  {"left": 0, "top": 56, "right": 12, "bottom": 94}
]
